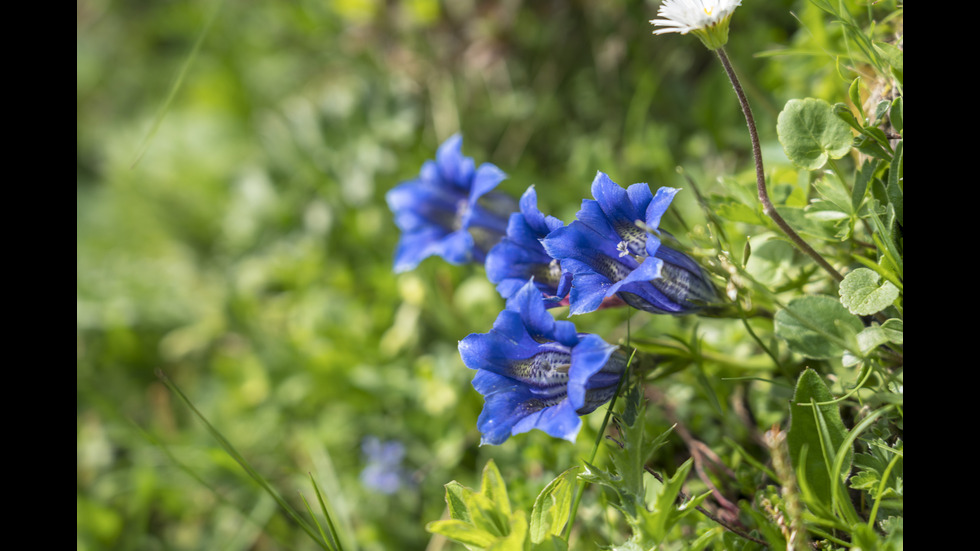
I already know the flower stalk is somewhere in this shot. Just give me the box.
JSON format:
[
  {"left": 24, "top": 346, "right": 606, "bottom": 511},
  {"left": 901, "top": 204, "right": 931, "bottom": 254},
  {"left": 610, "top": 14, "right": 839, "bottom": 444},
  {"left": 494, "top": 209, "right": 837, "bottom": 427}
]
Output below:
[{"left": 714, "top": 48, "right": 844, "bottom": 283}]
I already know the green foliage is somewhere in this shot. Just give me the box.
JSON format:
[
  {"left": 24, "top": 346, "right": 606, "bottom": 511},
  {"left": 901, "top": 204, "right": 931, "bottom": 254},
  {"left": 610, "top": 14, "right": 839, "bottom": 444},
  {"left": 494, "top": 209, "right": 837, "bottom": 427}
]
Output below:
[
  {"left": 577, "top": 385, "right": 708, "bottom": 548},
  {"left": 786, "top": 369, "right": 853, "bottom": 513},
  {"left": 426, "top": 460, "right": 570, "bottom": 551},
  {"left": 774, "top": 296, "right": 863, "bottom": 359},
  {"left": 777, "top": 98, "right": 853, "bottom": 170},
  {"left": 78, "top": 0, "right": 903, "bottom": 549},
  {"left": 839, "top": 268, "right": 899, "bottom": 316}
]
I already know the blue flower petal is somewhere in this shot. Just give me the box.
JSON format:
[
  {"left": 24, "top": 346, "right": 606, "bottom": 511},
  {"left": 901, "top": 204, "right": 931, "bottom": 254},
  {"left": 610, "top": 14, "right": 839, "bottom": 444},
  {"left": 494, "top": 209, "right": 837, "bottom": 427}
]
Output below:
[
  {"left": 511, "top": 398, "right": 581, "bottom": 443},
  {"left": 645, "top": 186, "right": 680, "bottom": 231},
  {"left": 566, "top": 334, "right": 618, "bottom": 410},
  {"left": 485, "top": 186, "right": 569, "bottom": 304},
  {"left": 387, "top": 135, "right": 516, "bottom": 272},
  {"left": 461, "top": 279, "right": 626, "bottom": 445},
  {"left": 542, "top": 173, "right": 718, "bottom": 315}
]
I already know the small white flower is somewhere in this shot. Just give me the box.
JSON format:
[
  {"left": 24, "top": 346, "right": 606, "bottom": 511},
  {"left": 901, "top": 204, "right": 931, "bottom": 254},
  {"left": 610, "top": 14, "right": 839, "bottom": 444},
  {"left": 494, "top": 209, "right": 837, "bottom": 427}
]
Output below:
[{"left": 650, "top": 0, "right": 742, "bottom": 50}]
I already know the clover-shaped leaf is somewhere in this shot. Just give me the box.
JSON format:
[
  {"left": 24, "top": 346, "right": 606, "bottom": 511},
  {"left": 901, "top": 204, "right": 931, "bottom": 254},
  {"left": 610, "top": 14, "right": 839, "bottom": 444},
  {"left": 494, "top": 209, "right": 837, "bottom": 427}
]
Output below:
[
  {"left": 777, "top": 98, "right": 854, "bottom": 170},
  {"left": 839, "top": 268, "right": 899, "bottom": 316}
]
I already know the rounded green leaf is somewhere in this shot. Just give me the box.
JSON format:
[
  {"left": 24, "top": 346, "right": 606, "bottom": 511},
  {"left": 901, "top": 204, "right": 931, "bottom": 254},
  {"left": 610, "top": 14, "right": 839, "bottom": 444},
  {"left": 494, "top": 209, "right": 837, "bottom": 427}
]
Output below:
[
  {"left": 777, "top": 98, "right": 854, "bottom": 170},
  {"left": 775, "top": 295, "right": 863, "bottom": 359},
  {"left": 839, "top": 268, "right": 899, "bottom": 316}
]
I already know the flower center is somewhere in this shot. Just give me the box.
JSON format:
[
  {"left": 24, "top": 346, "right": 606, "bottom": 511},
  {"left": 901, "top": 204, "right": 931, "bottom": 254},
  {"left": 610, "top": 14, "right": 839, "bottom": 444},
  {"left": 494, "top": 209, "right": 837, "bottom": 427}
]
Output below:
[
  {"left": 532, "top": 259, "right": 564, "bottom": 287},
  {"left": 452, "top": 199, "right": 471, "bottom": 231},
  {"left": 614, "top": 222, "right": 649, "bottom": 259},
  {"left": 510, "top": 348, "right": 573, "bottom": 400}
]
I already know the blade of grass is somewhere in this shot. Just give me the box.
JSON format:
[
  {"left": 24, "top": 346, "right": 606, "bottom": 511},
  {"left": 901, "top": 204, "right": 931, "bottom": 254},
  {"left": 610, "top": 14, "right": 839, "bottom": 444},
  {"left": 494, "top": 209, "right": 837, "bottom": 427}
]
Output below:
[
  {"left": 309, "top": 473, "right": 344, "bottom": 551},
  {"left": 130, "top": 0, "right": 223, "bottom": 168},
  {"left": 809, "top": 400, "right": 860, "bottom": 526},
  {"left": 156, "top": 369, "right": 331, "bottom": 550}
]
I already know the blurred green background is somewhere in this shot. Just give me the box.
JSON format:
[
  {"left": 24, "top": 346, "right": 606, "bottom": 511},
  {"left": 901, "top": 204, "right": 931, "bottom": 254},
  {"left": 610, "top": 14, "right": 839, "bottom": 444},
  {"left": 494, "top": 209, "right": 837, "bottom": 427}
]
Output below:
[{"left": 76, "top": 1, "right": 855, "bottom": 549}]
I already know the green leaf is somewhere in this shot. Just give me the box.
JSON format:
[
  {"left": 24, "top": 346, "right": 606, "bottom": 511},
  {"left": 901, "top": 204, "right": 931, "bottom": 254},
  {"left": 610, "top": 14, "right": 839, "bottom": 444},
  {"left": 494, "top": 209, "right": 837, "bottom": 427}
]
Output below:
[
  {"left": 426, "top": 519, "right": 497, "bottom": 548},
  {"left": 813, "top": 177, "right": 853, "bottom": 215},
  {"left": 880, "top": 319, "right": 903, "bottom": 344},
  {"left": 530, "top": 535, "right": 568, "bottom": 551},
  {"left": 787, "top": 369, "right": 852, "bottom": 510},
  {"left": 890, "top": 97, "right": 903, "bottom": 134},
  {"left": 848, "top": 470, "right": 880, "bottom": 491},
  {"left": 487, "top": 511, "right": 529, "bottom": 551},
  {"left": 529, "top": 467, "right": 576, "bottom": 544},
  {"left": 873, "top": 41, "right": 904, "bottom": 73},
  {"left": 848, "top": 77, "right": 864, "bottom": 119},
  {"left": 445, "top": 481, "right": 474, "bottom": 522},
  {"left": 777, "top": 98, "right": 854, "bottom": 170},
  {"left": 481, "top": 459, "right": 512, "bottom": 518},
  {"left": 466, "top": 491, "right": 510, "bottom": 538},
  {"left": 608, "top": 385, "right": 669, "bottom": 508},
  {"left": 839, "top": 268, "right": 899, "bottom": 316},
  {"left": 852, "top": 159, "right": 880, "bottom": 212},
  {"left": 641, "top": 459, "right": 709, "bottom": 545},
  {"left": 774, "top": 296, "right": 863, "bottom": 359},
  {"left": 887, "top": 141, "right": 903, "bottom": 226}
]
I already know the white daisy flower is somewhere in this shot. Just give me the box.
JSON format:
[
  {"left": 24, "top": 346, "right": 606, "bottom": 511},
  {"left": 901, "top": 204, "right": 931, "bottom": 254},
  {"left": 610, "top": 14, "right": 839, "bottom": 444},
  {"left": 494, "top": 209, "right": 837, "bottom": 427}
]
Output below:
[{"left": 650, "top": 0, "right": 742, "bottom": 50}]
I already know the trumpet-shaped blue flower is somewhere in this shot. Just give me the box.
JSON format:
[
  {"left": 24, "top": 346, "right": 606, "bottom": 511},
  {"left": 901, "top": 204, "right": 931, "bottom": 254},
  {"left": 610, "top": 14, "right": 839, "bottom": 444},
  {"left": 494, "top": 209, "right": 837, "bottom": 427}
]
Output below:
[
  {"left": 387, "top": 134, "right": 518, "bottom": 273},
  {"left": 485, "top": 186, "right": 572, "bottom": 307},
  {"left": 542, "top": 171, "right": 718, "bottom": 316},
  {"left": 459, "top": 279, "right": 628, "bottom": 445}
]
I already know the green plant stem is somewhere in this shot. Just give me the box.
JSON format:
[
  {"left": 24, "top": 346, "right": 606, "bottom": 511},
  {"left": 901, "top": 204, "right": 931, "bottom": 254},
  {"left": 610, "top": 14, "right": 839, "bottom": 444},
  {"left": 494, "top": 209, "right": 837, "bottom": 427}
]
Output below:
[
  {"left": 715, "top": 47, "right": 844, "bottom": 283},
  {"left": 564, "top": 349, "right": 634, "bottom": 542}
]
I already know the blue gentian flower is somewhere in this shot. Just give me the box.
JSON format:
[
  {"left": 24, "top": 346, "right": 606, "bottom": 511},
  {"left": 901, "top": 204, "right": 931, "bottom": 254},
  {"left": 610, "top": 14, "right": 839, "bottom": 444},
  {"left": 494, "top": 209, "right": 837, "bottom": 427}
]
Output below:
[
  {"left": 360, "top": 437, "right": 409, "bottom": 494},
  {"left": 459, "top": 279, "right": 629, "bottom": 445},
  {"left": 387, "top": 134, "right": 518, "bottom": 273},
  {"left": 542, "top": 171, "right": 718, "bottom": 316},
  {"left": 485, "top": 186, "right": 572, "bottom": 307}
]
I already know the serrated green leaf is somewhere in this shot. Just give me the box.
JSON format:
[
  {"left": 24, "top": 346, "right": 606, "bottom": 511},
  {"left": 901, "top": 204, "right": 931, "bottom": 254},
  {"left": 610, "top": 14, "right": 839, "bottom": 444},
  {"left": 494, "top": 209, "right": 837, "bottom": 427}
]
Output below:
[
  {"left": 839, "top": 268, "right": 899, "bottom": 316},
  {"left": 642, "top": 459, "right": 707, "bottom": 545},
  {"left": 608, "top": 384, "right": 663, "bottom": 507},
  {"left": 529, "top": 467, "right": 576, "bottom": 544},
  {"left": 774, "top": 296, "right": 863, "bottom": 359},
  {"left": 487, "top": 511, "right": 528, "bottom": 551},
  {"left": 466, "top": 491, "right": 510, "bottom": 538},
  {"left": 577, "top": 460, "right": 621, "bottom": 490},
  {"left": 787, "top": 369, "right": 851, "bottom": 510},
  {"left": 777, "top": 98, "right": 854, "bottom": 170},
  {"left": 445, "top": 481, "right": 473, "bottom": 523},
  {"left": 426, "top": 519, "right": 498, "bottom": 548},
  {"left": 481, "top": 459, "right": 512, "bottom": 518},
  {"left": 849, "top": 470, "right": 880, "bottom": 491}
]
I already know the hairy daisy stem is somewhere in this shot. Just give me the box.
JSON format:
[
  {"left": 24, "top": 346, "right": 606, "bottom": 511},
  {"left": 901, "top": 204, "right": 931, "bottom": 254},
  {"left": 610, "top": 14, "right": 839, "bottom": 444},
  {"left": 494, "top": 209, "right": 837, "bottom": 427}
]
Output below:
[{"left": 715, "top": 47, "right": 843, "bottom": 283}]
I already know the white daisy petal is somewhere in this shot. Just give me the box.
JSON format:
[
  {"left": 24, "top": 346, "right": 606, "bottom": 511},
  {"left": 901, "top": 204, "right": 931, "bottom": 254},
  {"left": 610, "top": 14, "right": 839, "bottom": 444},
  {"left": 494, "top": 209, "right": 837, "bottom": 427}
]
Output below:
[{"left": 650, "top": 0, "right": 742, "bottom": 49}]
